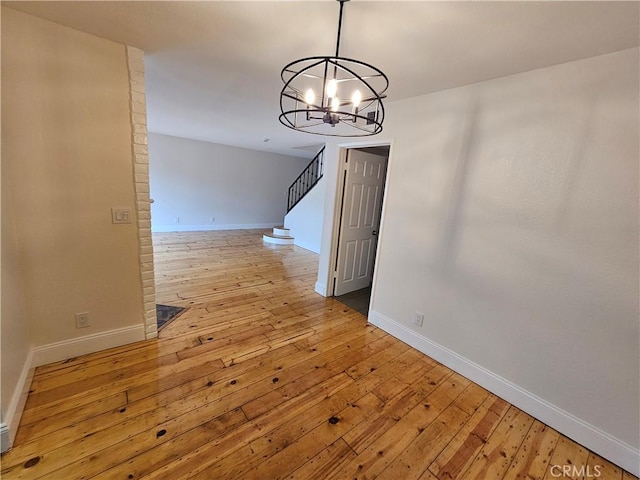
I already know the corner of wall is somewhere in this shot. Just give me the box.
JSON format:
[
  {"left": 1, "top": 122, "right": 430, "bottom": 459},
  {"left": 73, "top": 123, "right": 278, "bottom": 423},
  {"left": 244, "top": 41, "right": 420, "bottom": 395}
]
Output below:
[
  {"left": 1, "top": 348, "right": 34, "bottom": 453},
  {"left": 125, "top": 46, "right": 157, "bottom": 339},
  {"left": 314, "top": 282, "right": 328, "bottom": 297},
  {"left": 1, "top": 423, "right": 10, "bottom": 453}
]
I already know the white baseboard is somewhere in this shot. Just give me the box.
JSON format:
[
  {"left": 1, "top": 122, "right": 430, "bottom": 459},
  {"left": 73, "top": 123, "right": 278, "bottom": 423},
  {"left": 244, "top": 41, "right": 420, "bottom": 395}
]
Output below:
[
  {"left": 0, "top": 423, "right": 10, "bottom": 453},
  {"left": 314, "top": 282, "right": 328, "bottom": 297},
  {"left": 32, "top": 324, "right": 146, "bottom": 367},
  {"left": 292, "top": 239, "right": 321, "bottom": 254},
  {"left": 1, "top": 324, "right": 146, "bottom": 452},
  {"left": 152, "top": 223, "right": 279, "bottom": 233},
  {"left": 1, "top": 347, "right": 34, "bottom": 453},
  {"left": 368, "top": 310, "right": 640, "bottom": 477}
]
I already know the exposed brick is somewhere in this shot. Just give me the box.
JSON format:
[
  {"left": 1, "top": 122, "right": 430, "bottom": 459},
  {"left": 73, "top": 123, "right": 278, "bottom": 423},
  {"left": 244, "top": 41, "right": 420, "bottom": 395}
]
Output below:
[
  {"left": 133, "top": 134, "right": 148, "bottom": 145},
  {"left": 131, "top": 80, "right": 146, "bottom": 94},
  {"left": 143, "top": 295, "right": 155, "bottom": 304},
  {"left": 133, "top": 123, "right": 148, "bottom": 135},
  {"left": 127, "top": 45, "right": 156, "bottom": 339},
  {"left": 139, "top": 237, "right": 152, "bottom": 247},
  {"left": 129, "top": 61, "right": 144, "bottom": 72},
  {"left": 134, "top": 163, "right": 149, "bottom": 174},
  {"left": 132, "top": 113, "right": 147, "bottom": 124},
  {"left": 134, "top": 144, "right": 148, "bottom": 155},
  {"left": 131, "top": 102, "right": 147, "bottom": 115},
  {"left": 135, "top": 174, "right": 149, "bottom": 184},
  {"left": 131, "top": 91, "right": 146, "bottom": 104},
  {"left": 135, "top": 154, "right": 149, "bottom": 165}
]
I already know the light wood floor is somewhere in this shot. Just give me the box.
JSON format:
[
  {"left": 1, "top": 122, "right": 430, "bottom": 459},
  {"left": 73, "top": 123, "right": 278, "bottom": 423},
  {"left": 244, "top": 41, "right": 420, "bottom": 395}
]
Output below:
[{"left": 1, "top": 230, "right": 636, "bottom": 480}]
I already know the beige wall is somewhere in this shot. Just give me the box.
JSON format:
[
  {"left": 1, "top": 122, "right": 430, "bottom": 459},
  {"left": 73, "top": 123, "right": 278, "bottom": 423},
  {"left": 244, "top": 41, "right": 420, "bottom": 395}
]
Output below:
[
  {"left": 1, "top": 147, "right": 31, "bottom": 441},
  {"left": 1, "top": 7, "right": 145, "bottom": 354}
]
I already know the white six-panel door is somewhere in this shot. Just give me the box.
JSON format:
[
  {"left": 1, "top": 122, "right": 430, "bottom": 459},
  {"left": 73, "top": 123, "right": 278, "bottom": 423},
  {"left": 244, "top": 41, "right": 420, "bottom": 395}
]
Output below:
[{"left": 334, "top": 149, "right": 387, "bottom": 296}]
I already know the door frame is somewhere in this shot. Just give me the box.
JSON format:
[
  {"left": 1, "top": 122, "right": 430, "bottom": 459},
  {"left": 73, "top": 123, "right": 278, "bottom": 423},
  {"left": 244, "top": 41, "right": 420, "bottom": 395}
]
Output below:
[{"left": 325, "top": 139, "right": 393, "bottom": 301}]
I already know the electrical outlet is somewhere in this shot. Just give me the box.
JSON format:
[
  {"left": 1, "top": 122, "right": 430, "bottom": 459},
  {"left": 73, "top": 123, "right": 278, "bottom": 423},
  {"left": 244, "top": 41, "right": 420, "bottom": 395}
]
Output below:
[
  {"left": 75, "top": 312, "right": 90, "bottom": 329},
  {"left": 210, "top": 217, "right": 215, "bottom": 223},
  {"left": 413, "top": 311, "right": 424, "bottom": 327},
  {"left": 176, "top": 217, "right": 180, "bottom": 224}
]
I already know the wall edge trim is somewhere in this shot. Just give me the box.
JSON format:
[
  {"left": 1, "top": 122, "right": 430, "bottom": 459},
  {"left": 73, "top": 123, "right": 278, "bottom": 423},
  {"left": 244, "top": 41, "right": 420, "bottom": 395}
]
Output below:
[
  {"left": 368, "top": 309, "right": 640, "bottom": 476},
  {"left": 314, "top": 282, "right": 328, "bottom": 297},
  {"left": 151, "top": 223, "right": 280, "bottom": 233},
  {"left": 1, "top": 348, "right": 34, "bottom": 453},
  {"left": 32, "top": 324, "right": 146, "bottom": 368},
  {"left": 0, "top": 423, "right": 10, "bottom": 453}
]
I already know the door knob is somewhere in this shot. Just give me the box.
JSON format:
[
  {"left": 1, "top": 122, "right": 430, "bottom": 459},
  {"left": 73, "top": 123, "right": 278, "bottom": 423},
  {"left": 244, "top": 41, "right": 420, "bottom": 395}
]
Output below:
[{"left": 372, "top": 230, "right": 378, "bottom": 236}]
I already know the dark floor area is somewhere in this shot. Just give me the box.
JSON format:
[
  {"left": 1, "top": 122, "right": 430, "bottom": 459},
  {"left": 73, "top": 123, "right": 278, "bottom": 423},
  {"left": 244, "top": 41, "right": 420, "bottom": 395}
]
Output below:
[{"left": 335, "top": 286, "right": 371, "bottom": 316}]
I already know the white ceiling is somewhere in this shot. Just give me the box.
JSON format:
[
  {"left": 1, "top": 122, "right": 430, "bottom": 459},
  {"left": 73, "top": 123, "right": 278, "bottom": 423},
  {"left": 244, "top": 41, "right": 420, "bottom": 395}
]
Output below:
[{"left": 5, "top": 1, "right": 639, "bottom": 158}]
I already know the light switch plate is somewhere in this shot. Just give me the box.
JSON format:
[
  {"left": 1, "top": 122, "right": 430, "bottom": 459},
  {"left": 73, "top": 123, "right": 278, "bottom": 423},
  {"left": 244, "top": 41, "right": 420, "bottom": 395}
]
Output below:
[{"left": 111, "top": 207, "right": 132, "bottom": 224}]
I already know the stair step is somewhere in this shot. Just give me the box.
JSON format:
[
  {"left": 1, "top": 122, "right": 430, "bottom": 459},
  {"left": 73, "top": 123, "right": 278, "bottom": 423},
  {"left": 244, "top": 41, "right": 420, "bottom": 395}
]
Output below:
[
  {"left": 273, "top": 226, "right": 290, "bottom": 236},
  {"left": 263, "top": 233, "right": 294, "bottom": 245}
]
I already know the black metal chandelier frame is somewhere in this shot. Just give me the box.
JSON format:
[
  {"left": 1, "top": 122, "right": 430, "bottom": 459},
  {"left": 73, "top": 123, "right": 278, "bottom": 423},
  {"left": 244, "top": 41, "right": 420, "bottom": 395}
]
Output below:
[{"left": 279, "top": 0, "right": 389, "bottom": 137}]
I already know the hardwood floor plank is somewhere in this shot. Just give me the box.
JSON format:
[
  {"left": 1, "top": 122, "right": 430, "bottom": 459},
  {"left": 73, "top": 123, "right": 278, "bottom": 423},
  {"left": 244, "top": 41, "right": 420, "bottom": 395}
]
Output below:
[
  {"left": 428, "top": 393, "right": 510, "bottom": 479},
  {"left": 504, "top": 420, "right": 560, "bottom": 480},
  {"left": 14, "top": 392, "right": 127, "bottom": 445},
  {"left": 25, "top": 352, "right": 179, "bottom": 409},
  {"left": 286, "top": 438, "right": 357, "bottom": 480},
  {"left": 458, "top": 406, "right": 535, "bottom": 480},
  {"left": 140, "top": 373, "right": 355, "bottom": 480},
  {"left": 376, "top": 404, "right": 470, "bottom": 480},
  {"left": 205, "top": 392, "right": 385, "bottom": 480},
  {"left": 328, "top": 373, "right": 470, "bottom": 480},
  {"left": 541, "top": 435, "right": 590, "bottom": 480},
  {"left": 2, "top": 230, "right": 636, "bottom": 480},
  {"left": 343, "top": 364, "right": 454, "bottom": 454},
  {"left": 453, "top": 382, "right": 492, "bottom": 415}
]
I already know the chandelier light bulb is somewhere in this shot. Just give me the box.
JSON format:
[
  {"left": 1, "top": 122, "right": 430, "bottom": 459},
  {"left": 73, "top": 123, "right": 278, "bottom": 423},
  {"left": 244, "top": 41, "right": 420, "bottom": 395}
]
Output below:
[
  {"left": 352, "top": 89, "right": 362, "bottom": 108},
  {"left": 326, "top": 78, "right": 338, "bottom": 98},
  {"left": 331, "top": 97, "right": 340, "bottom": 112},
  {"left": 304, "top": 88, "right": 315, "bottom": 106}
]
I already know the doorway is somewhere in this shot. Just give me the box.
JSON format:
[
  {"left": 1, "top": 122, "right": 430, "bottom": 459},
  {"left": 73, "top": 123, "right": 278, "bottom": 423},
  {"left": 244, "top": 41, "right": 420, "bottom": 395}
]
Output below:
[{"left": 333, "top": 145, "right": 390, "bottom": 316}]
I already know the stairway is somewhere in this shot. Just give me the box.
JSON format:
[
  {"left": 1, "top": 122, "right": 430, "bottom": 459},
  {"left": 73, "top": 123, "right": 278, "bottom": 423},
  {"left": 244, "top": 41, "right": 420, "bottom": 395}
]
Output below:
[
  {"left": 264, "top": 146, "right": 324, "bottom": 249},
  {"left": 263, "top": 226, "right": 294, "bottom": 246}
]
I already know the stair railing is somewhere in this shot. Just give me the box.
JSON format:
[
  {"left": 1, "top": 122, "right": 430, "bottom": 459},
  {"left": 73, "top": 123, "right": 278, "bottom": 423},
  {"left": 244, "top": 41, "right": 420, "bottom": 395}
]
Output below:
[{"left": 287, "top": 146, "right": 325, "bottom": 212}]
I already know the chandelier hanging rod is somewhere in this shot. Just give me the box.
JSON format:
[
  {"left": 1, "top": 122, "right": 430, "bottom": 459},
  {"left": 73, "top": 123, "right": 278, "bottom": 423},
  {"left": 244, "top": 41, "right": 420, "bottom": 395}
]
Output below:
[{"left": 335, "top": 0, "right": 346, "bottom": 58}]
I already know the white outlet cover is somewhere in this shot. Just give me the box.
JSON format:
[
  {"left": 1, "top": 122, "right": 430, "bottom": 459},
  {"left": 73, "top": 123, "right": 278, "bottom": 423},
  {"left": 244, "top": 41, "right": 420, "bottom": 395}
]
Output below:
[{"left": 75, "top": 312, "right": 90, "bottom": 328}]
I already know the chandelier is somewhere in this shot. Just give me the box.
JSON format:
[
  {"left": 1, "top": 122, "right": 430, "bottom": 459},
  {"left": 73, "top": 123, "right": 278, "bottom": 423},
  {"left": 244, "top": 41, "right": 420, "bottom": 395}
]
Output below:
[{"left": 279, "top": 0, "right": 389, "bottom": 137}]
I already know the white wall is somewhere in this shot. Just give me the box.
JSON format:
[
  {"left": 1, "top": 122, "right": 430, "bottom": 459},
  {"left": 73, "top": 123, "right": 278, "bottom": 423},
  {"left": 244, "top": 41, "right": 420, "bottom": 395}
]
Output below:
[
  {"left": 149, "top": 133, "right": 309, "bottom": 232},
  {"left": 2, "top": 7, "right": 147, "bottom": 447},
  {"left": 284, "top": 176, "right": 326, "bottom": 253},
  {"left": 318, "top": 48, "right": 639, "bottom": 473}
]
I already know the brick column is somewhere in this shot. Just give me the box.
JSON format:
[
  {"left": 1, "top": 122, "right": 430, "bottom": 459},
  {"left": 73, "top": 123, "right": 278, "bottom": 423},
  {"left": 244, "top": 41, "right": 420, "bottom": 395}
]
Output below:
[{"left": 126, "top": 46, "right": 157, "bottom": 339}]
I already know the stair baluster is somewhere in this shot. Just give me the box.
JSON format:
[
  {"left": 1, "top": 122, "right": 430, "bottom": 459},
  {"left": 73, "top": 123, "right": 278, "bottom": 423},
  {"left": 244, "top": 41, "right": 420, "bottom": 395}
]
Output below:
[{"left": 287, "top": 147, "right": 325, "bottom": 213}]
